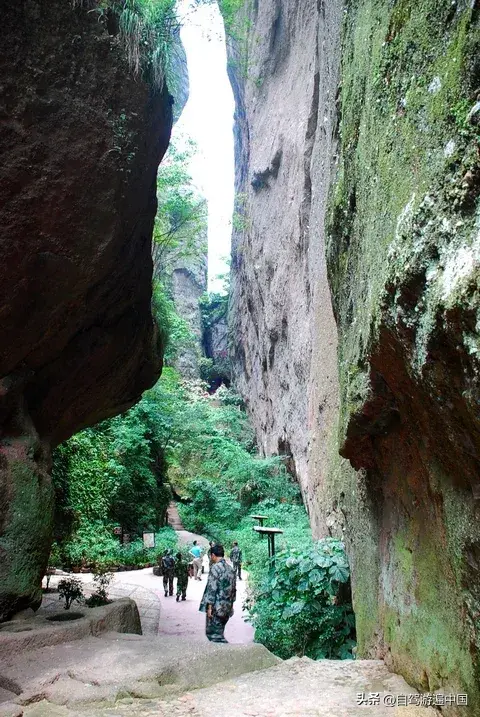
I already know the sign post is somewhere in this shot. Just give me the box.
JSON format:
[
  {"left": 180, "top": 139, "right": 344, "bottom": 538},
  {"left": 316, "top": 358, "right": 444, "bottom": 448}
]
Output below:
[
  {"left": 252, "top": 526, "right": 283, "bottom": 563},
  {"left": 143, "top": 532, "right": 155, "bottom": 549}
]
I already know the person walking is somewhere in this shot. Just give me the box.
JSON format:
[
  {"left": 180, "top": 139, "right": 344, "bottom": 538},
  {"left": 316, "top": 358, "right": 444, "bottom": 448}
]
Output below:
[
  {"left": 199, "top": 544, "right": 236, "bottom": 643},
  {"left": 175, "top": 551, "right": 189, "bottom": 602},
  {"left": 189, "top": 540, "right": 203, "bottom": 581},
  {"left": 161, "top": 549, "right": 175, "bottom": 597},
  {"left": 229, "top": 541, "right": 243, "bottom": 580}
]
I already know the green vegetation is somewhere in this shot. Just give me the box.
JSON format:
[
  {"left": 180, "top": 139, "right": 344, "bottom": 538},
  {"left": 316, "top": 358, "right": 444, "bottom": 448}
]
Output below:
[
  {"left": 51, "top": 392, "right": 178, "bottom": 568},
  {"left": 199, "top": 290, "right": 231, "bottom": 388},
  {"left": 152, "top": 280, "right": 197, "bottom": 365},
  {"left": 216, "top": 0, "right": 245, "bottom": 35},
  {"left": 153, "top": 137, "right": 207, "bottom": 275},
  {"left": 58, "top": 577, "right": 85, "bottom": 610},
  {"left": 250, "top": 540, "right": 356, "bottom": 660},
  {"left": 74, "top": 0, "right": 245, "bottom": 89},
  {"left": 73, "top": 0, "right": 179, "bottom": 88},
  {"left": 151, "top": 136, "right": 207, "bottom": 373}
]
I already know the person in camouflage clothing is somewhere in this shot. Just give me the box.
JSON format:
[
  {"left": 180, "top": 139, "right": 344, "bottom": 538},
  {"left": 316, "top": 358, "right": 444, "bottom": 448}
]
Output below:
[
  {"left": 229, "top": 541, "right": 242, "bottom": 580},
  {"left": 199, "top": 543, "right": 236, "bottom": 643},
  {"left": 161, "top": 549, "right": 175, "bottom": 597},
  {"left": 175, "top": 551, "right": 189, "bottom": 602}
]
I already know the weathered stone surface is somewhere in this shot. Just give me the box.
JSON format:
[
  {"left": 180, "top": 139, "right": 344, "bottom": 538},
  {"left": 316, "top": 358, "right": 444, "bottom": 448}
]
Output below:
[
  {"left": 227, "top": 0, "right": 480, "bottom": 712},
  {"left": 170, "top": 247, "right": 207, "bottom": 379},
  {"left": 0, "top": 704, "right": 23, "bottom": 717},
  {"left": 183, "top": 657, "right": 440, "bottom": 717},
  {"left": 23, "top": 703, "right": 70, "bottom": 717},
  {"left": 1, "top": 632, "right": 278, "bottom": 710},
  {"left": 60, "top": 656, "right": 440, "bottom": 717},
  {"left": 170, "top": 35, "right": 189, "bottom": 124},
  {"left": 326, "top": 2, "right": 480, "bottom": 709},
  {"left": 226, "top": 0, "right": 346, "bottom": 535},
  {"left": 0, "top": 1, "right": 172, "bottom": 619},
  {"left": 0, "top": 599, "right": 141, "bottom": 659}
]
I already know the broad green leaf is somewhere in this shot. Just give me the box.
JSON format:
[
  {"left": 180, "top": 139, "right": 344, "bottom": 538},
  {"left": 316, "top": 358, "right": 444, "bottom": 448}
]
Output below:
[
  {"left": 329, "top": 564, "right": 350, "bottom": 583},
  {"left": 314, "top": 554, "right": 333, "bottom": 568}
]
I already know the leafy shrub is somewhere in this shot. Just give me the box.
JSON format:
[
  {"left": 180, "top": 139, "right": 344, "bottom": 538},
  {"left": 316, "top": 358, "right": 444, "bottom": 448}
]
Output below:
[
  {"left": 52, "top": 390, "right": 175, "bottom": 568},
  {"left": 249, "top": 539, "right": 356, "bottom": 660},
  {"left": 58, "top": 577, "right": 85, "bottom": 610},
  {"left": 85, "top": 566, "right": 114, "bottom": 607},
  {"left": 55, "top": 507, "right": 178, "bottom": 571},
  {"left": 48, "top": 542, "right": 61, "bottom": 568}
]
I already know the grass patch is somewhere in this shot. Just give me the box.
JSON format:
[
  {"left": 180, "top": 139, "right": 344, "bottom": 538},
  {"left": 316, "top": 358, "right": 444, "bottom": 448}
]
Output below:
[{"left": 73, "top": 0, "right": 180, "bottom": 88}]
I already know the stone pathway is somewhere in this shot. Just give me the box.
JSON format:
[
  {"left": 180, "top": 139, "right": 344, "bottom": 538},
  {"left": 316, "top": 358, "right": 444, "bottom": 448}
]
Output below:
[
  {"left": 166, "top": 502, "right": 184, "bottom": 530},
  {"left": 22, "top": 533, "right": 441, "bottom": 716},
  {"left": 44, "top": 531, "right": 253, "bottom": 644}
]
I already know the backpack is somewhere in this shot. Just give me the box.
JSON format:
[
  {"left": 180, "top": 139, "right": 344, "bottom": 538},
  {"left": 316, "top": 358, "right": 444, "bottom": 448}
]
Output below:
[{"left": 162, "top": 555, "right": 175, "bottom": 571}]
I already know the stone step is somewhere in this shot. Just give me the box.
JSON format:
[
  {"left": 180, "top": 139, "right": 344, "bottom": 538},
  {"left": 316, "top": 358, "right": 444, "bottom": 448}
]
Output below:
[{"left": 167, "top": 502, "right": 184, "bottom": 531}]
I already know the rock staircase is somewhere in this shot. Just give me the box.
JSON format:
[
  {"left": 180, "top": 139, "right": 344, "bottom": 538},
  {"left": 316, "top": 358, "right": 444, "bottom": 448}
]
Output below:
[{"left": 167, "top": 501, "right": 184, "bottom": 531}]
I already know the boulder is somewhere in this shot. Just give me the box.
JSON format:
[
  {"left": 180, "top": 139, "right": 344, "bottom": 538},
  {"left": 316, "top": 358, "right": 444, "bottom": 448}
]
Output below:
[{"left": 0, "top": 0, "right": 172, "bottom": 620}]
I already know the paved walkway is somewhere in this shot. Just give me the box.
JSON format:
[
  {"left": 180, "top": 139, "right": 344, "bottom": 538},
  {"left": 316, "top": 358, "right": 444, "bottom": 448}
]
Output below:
[{"left": 44, "top": 531, "right": 253, "bottom": 644}]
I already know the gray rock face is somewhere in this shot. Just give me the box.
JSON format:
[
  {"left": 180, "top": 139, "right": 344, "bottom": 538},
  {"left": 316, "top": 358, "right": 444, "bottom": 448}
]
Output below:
[
  {"left": 170, "top": 248, "right": 207, "bottom": 379},
  {"left": 210, "top": 317, "right": 228, "bottom": 364},
  {"left": 227, "top": 0, "right": 345, "bottom": 534},
  {"left": 227, "top": 0, "right": 480, "bottom": 710},
  {"left": 170, "top": 34, "right": 190, "bottom": 124}
]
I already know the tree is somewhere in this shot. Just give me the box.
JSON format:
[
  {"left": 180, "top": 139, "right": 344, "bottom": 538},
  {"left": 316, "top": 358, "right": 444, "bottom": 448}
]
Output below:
[{"left": 152, "top": 138, "right": 207, "bottom": 276}]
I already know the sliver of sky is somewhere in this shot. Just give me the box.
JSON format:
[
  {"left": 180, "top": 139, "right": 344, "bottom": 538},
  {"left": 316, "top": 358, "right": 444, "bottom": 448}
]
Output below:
[{"left": 174, "top": 0, "right": 235, "bottom": 294}]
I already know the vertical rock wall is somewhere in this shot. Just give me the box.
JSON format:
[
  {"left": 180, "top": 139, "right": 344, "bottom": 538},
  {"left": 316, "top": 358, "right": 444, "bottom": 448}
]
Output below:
[
  {"left": 228, "top": 0, "right": 480, "bottom": 709},
  {"left": 327, "top": 0, "right": 480, "bottom": 706},
  {"left": 0, "top": 0, "right": 172, "bottom": 619},
  {"left": 227, "top": 0, "right": 347, "bottom": 536},
  {"left": 170, "top": 246, "right": 208, "bottom": 379}
]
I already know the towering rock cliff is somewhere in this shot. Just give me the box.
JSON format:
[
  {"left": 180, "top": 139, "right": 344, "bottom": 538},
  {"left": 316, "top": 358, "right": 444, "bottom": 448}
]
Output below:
[
  {"left": 228, "top": 0, "right": 345, "bottom": 534},
  {"left": 170, "top": 239, "right": 208, "bottom": 379},
  {"left": 0, "top": 1, "right": 172, "bottom": 619},
  {"left": 228, "top": 0, "right": 480, "bottom": 709}
]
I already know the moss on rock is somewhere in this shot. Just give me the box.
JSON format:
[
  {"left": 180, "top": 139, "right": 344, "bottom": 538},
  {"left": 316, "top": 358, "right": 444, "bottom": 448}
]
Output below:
[
  {"left": 327, "top": 0, "right": 480, "bottom": 708},
  {"left": 0, "top": 454, "right": 54, "bottom": 620}
]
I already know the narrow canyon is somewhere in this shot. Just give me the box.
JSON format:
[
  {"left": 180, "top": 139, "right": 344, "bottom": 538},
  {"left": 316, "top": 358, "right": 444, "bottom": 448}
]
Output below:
[{"left": 0, "top": 0, "right": 479, "bottom": 714}]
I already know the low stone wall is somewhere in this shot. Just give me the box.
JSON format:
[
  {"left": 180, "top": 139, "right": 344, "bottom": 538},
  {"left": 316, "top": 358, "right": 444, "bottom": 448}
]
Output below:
[{"left": 0, "top": 599, "right": 141, "bottom": 658}]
